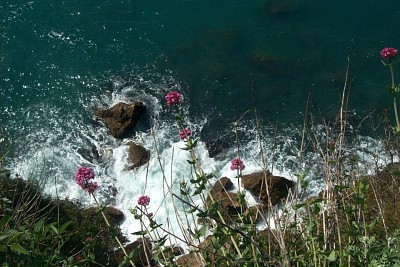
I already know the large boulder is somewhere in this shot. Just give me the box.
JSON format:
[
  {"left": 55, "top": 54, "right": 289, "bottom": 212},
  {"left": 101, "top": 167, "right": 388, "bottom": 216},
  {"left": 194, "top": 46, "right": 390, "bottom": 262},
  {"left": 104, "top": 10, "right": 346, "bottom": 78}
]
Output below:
[
  {"left": 241, "top": 171, "right": 295, "bottom": 206},
  {"left": 94, "top": 101, "right": 146, "bottom": 138},
  {"left": 126, "top": 142, "right": 150, "bottom": 170}
]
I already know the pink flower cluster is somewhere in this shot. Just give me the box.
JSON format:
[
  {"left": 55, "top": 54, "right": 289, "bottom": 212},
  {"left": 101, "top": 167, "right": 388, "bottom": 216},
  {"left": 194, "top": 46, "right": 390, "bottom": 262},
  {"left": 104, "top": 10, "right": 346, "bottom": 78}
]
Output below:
[
  {"left": 380, "top": 47, "right": 398, "bottom": 60},
  {"left": 75, "top": 166, "right": 99, "bottom": 194},
  {"left": 230, "top": 157, "right": 245, "bottom": 171},
  {"left": 165, "top": 91, "right": 182, "bottom": 106},
  {"left": 138, "top": 195, "right": 150, "bottom": 206},
  {"left": 179, "top": 128, "right": 192, "bottom": 140}
]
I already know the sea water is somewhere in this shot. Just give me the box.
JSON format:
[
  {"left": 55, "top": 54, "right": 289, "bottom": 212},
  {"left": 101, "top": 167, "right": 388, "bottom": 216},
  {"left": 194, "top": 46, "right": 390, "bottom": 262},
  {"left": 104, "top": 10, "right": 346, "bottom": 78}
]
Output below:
[{"left": 1, "top": 0, "right": 400, "bottom": 243}]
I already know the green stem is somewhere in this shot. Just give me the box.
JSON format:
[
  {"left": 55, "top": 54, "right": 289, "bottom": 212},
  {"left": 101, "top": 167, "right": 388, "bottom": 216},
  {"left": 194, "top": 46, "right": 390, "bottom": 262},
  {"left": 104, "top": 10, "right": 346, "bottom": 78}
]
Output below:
[
  {"left": 390, "top": 64, "right": 400, "bottom": 131},
  {"left": 92, "top": 194, "right": 136, "bottom": 267}
]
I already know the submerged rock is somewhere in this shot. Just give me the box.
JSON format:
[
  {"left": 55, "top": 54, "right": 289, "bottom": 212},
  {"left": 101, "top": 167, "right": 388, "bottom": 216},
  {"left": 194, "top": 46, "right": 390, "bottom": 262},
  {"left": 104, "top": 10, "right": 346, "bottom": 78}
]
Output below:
[
  {"left": 94, "top": 101, "right": 146, "bottom": 138},
  {"left": 204, "top": 138, "right": 231, "bottom": 158}
]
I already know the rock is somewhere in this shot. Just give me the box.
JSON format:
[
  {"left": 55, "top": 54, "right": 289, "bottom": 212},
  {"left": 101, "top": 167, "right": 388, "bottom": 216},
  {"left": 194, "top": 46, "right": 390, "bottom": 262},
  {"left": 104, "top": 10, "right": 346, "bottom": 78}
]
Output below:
[
  {"left": 249, "top": 50, "right": 293, "bottom": 77},
  {"left": 245, "top": 204, "right": 267, "bottom": 224},
  {"left": 209, "top": 177, "right": 233, "bottom": 198},
  {"left": 161, "top": 245, "right": 185, "bottom": 263},
  {"left": 205, "top": 190, "right": 246, "bottom": 225},
  {"left": 0, "top": 169, "right": 10, "bottom": 180},
  {"left": 242, "top": 171, "right": 295, "bottom": 206},
  {"left": 127, "top": 142, "right": 150, "bottom": 169},
  {"left": 94, "top": 101, "right": 146, "bottom": 138},
  {"left": 116, "top": 237, "right": 153, "bottom": 267},
  {"left": 205, "top": 138, "right": 230, "bottom": 158},
  {"left": 267, "top": 0, "right": 300, "bottom": 17},
  {"left": 175, "top": 252, "right": 204, "bottom": 267},
  {"left": 172, "top": 246, "right": 185, "bottom": 256},
  {"left": 85, "top": 206, "right": 125, "bottom": 224},
  {"left": 77, "top": 146, "right": 100, "bottom": 162}
]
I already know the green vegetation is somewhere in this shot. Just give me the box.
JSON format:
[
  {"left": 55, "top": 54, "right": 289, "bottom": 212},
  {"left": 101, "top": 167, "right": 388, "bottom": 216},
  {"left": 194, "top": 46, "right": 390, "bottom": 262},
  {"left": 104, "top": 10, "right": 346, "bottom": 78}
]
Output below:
[{"left": 0, "top": 175, "right": 125, "bottom": 266}]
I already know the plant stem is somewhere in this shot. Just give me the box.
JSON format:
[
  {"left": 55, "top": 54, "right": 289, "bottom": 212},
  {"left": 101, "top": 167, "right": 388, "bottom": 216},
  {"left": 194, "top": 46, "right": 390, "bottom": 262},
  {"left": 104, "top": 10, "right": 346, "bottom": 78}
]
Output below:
[
  {"left": 91, "top": 193, "right": 135, "bottom": 267},
  {"left": 389, "top": 64, "right": 400, "bottom": 130}
]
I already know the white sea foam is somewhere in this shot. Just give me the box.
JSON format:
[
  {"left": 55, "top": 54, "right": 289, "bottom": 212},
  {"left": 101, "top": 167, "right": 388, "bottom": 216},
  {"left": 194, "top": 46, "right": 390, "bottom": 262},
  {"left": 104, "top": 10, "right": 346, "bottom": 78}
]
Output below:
[{"left": 7, "top": 76, "right": 396, "bottom": 247}]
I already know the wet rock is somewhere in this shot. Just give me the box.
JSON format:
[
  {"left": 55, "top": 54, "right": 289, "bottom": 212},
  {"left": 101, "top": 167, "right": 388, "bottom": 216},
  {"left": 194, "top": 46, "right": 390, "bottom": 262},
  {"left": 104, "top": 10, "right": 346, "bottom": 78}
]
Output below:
[
  {"left": 85, "top": 206, "right": 125, "bottom": 224},
  {"left": 162, "top": 245, "right": 185, "bottom": 263},
  {"left": 126, "top": 142, "right": 150, "bottom": 170},
  {"left": 205, "top": 138, "right": 230, "bottom": 158},
  {"left": 172, "top": 246, "right": 185, "bottom": 256},
  {"left": 249, "top": 50, "right": 295, "bottom": 77},
  {"left": 94, "top": 101, "right": 146, "bottom": 138},
  {"left": 242, "top": 170, "right": 295, "bottom": 205},
  {"left": 206, "top": 191, "right": 246, "bottom": 225},
  {"left": 77, "top": 146, "right": 100, "bottom": 162},
  {"left": 116, "top": 237, "right": 153, "bottom": 267},
  {"left": 267, "top": 0, "right": 301, "bottom": 17},
  {"left": 0, "top": 169, "right": 10, "bottom": 180},
  {"left": 107, "top": 185, "right": 118, "bottom": 197},
  {"left": 245, "top": 204, "right": 267, "bottom": 224},
  {"left": 209, "top": 177, "right": 234, "bottom": 198}
]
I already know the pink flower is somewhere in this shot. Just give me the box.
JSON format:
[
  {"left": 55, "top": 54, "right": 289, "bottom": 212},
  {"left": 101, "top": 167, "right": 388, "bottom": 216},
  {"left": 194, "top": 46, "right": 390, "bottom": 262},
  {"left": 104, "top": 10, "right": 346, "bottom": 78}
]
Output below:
[
  {"left": 75, "top": 254, "right": 83, "bottom": 262},
  {"left": 165, "top": 91, "right": 182, "bottom": 106},
  {"left": 230, "top": 158, "right": 245, "bottom": 171},
  {"left": 179, "top": 128, "right": 191, "bottom": 140},
  {"left": 380, "top": 47, "right": 398, "bottom": 60},
  {"left": 138, "top": 195, "right": 150, "bottom": 206},
  {"left": 75, "top": 166, "right": 99, "bottom": 193}
]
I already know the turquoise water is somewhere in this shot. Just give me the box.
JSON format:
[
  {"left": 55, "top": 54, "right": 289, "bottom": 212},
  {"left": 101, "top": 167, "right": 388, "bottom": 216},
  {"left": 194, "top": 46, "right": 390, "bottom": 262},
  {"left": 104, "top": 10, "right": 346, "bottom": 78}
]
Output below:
[
  {"left": 2, "top": 0, "right": 400, "bottom": 130},
  {"left": 1, "top": 0, "right": 400, "bottom": 240}
]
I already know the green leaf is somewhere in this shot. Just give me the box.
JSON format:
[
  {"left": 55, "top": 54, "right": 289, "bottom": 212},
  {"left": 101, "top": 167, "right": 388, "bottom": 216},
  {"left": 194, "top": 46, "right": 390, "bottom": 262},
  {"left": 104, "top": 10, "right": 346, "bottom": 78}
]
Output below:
[
  {"left": 293, "top": 203, "right": 305, "bottom": 210},
  {"left": 49, "top": 224, "right": 59, "bottom": 235},
  {"left": 0, "top": 229, "right": 19, "bottom": 241},
  {"left": 10, "top": 243, "right": 29, "bottom": 255},
  {"left": 306, "top": 222, "right": 315, "bottom": 232},
  {"left": 34, "top": 217, "right": 45, "bottom": 232},
  {"left": 335, "top": 185, "right": 351, "bottom": 190},
  {"left": 327, "top": 250, "right": 336, "bottom": 262},
  {"left": 179, "top": 189, "right": 188, "bottom": 196},
  {"left": 352, "top": 220, "right": 360, "bottom": 230},
  {"left": 195, "top": 225, "right": 207, "bottom": 239},
  {"left": 59, "top": 221, "right": 72, "bottom": 234},
  {"left": 131, "top": 230, "right": 148, "bottom": 236},
  {"left": 0, "top": 212, "right": 13, "bottom": 230}
]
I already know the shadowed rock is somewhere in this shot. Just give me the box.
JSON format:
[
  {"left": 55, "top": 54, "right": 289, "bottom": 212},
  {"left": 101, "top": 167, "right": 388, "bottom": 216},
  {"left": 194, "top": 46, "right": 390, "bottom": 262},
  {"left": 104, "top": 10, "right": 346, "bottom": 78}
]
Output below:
[
  {"left": 242, "top": 170, "right": 295, "bottom": 205},
  {"left": 205, "top": 138, "right": 231, "bottom": 158},
  {"left": 85, "top": 206, "right": 124, "bottom": 224}
]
